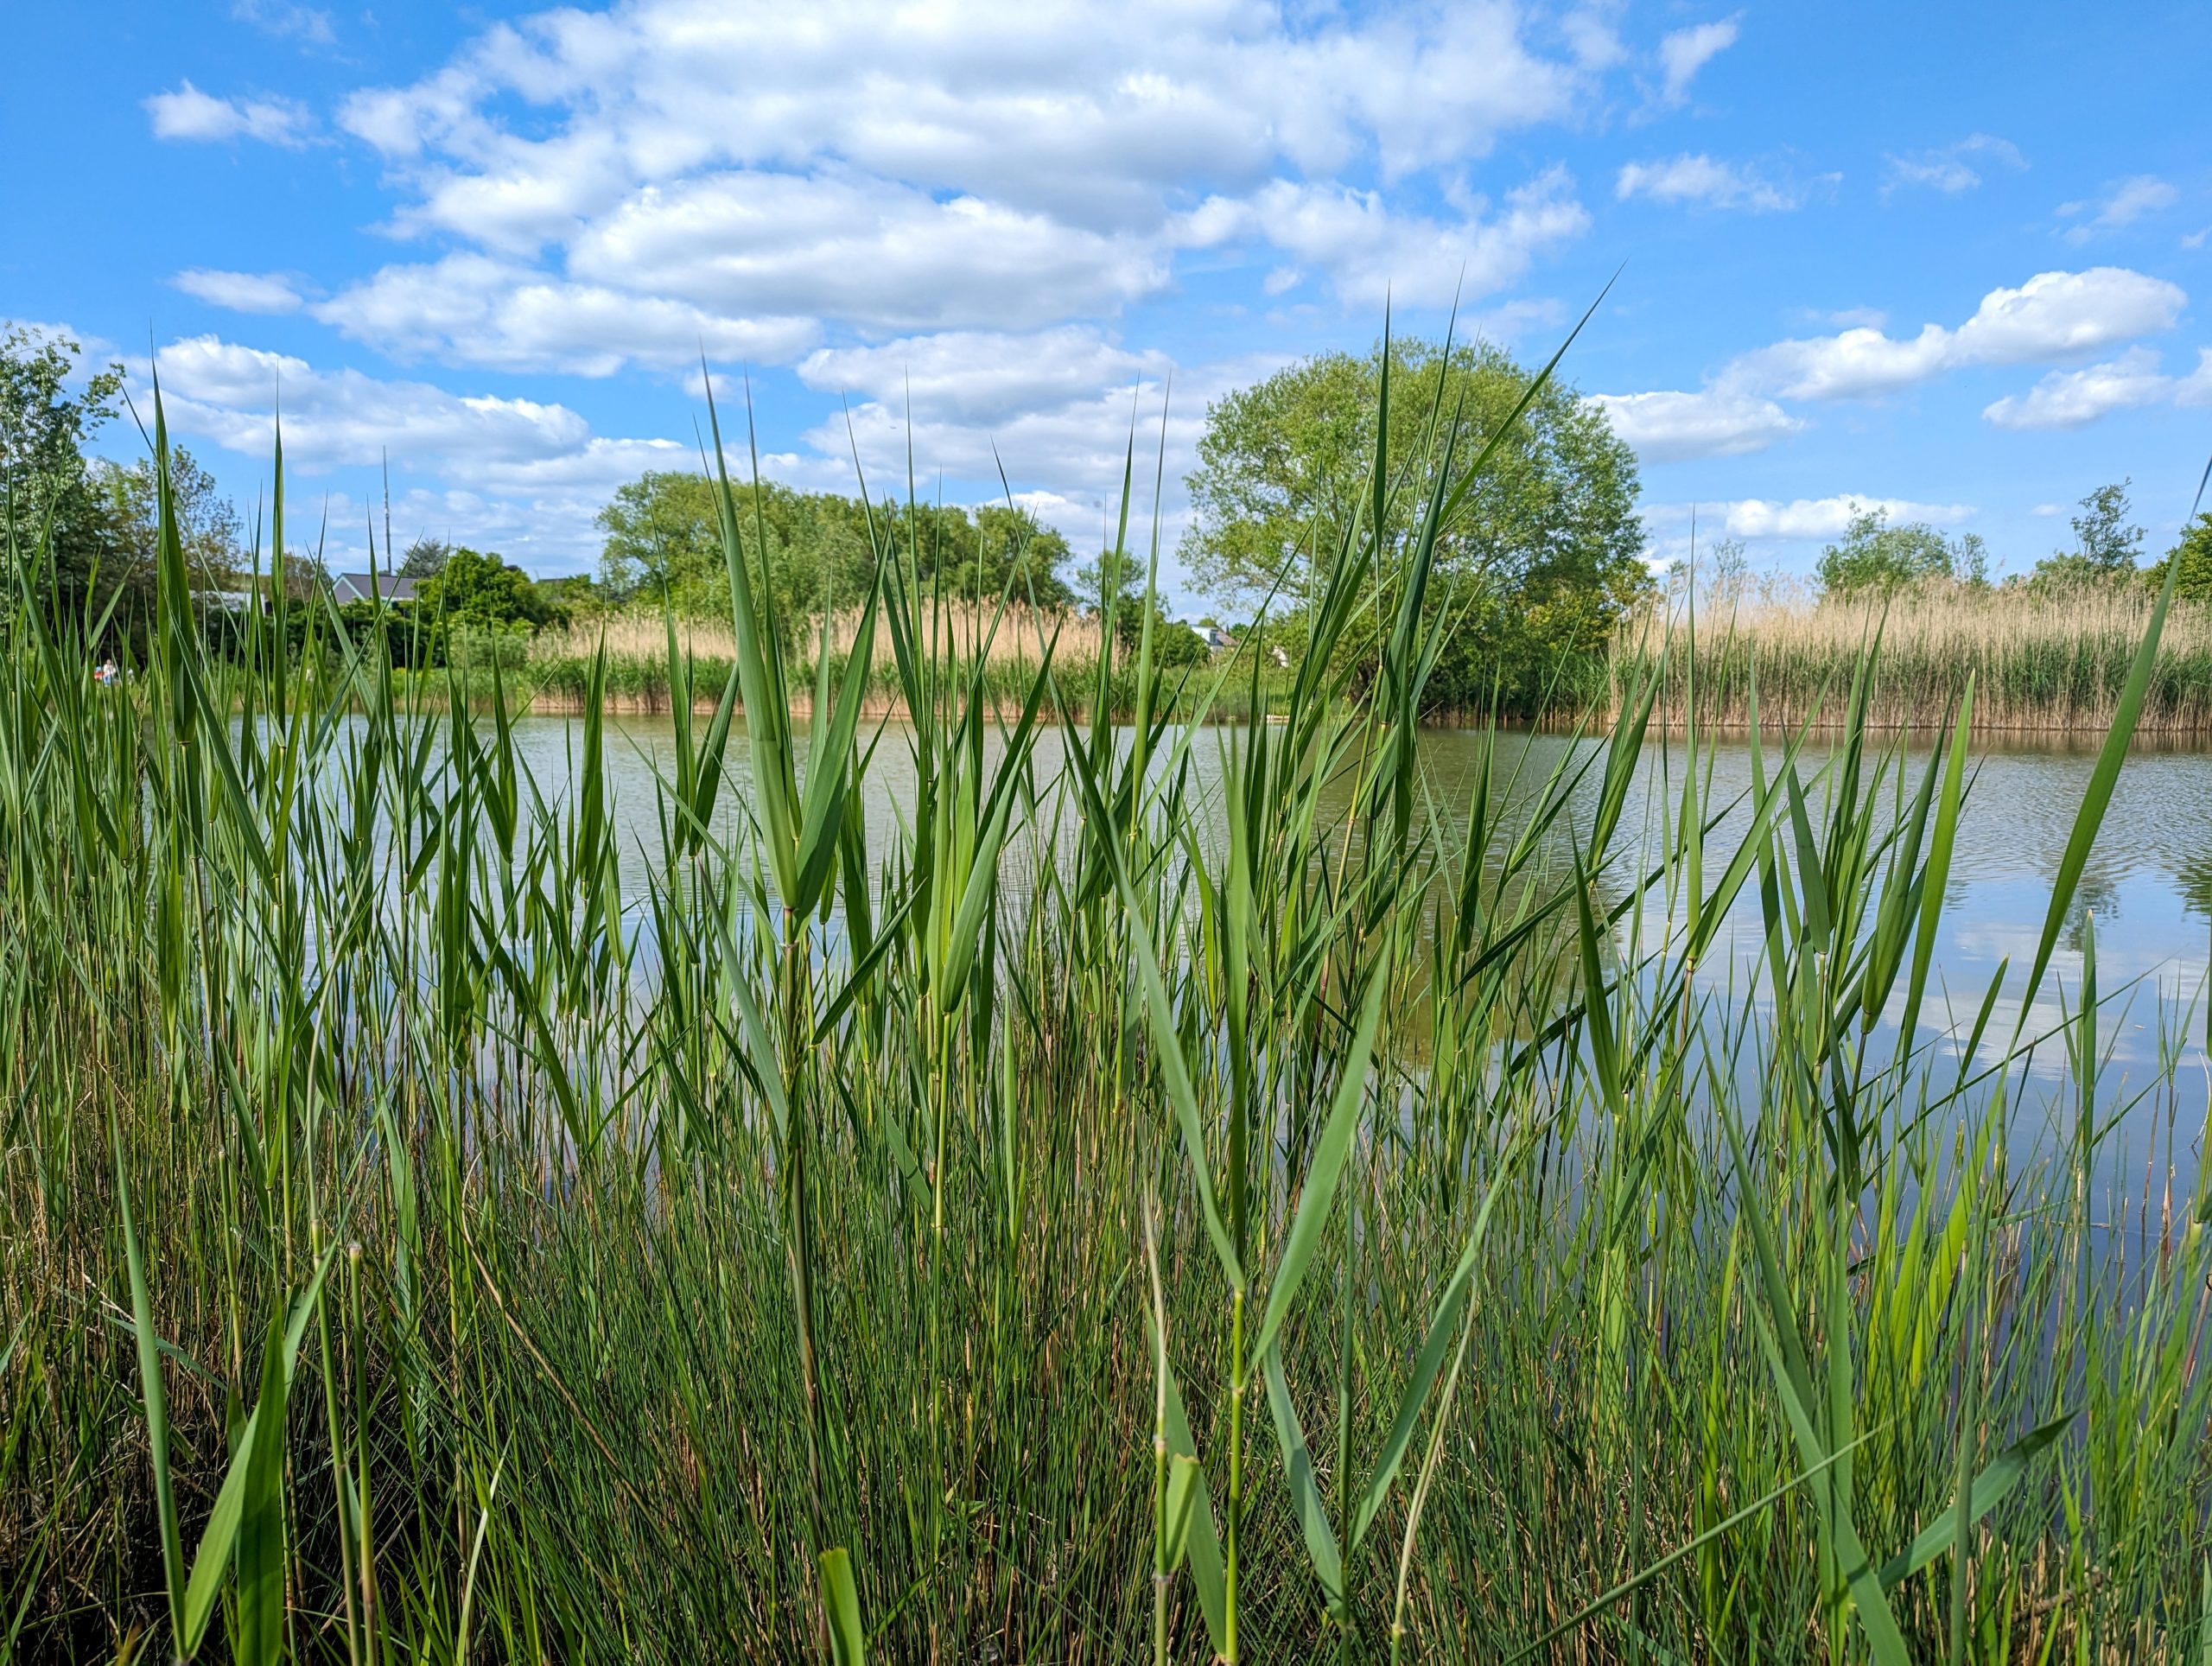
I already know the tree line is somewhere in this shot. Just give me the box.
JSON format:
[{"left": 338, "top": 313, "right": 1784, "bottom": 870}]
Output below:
[
  {"left": 16, "top": 321, "right": 2197, "bottom": 710},
  {"left": 1804, "top": 479, "right": 2212, "bottom": 601}
]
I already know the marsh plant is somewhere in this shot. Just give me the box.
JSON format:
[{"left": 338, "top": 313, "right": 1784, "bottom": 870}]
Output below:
[{"left": 2, "top": 333, "right": 2209, "bottom": 1664}]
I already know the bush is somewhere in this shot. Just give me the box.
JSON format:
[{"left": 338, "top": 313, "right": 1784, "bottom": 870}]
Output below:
[{"left": 2148, "top": 512, "right": 2212, "bottom": 602}]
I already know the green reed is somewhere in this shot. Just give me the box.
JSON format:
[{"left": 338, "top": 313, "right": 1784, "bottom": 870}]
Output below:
[{"left": 1, "top": 329, "right": 2208, "bottom": 1664}]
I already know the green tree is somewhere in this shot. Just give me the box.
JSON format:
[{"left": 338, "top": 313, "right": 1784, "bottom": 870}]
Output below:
[
  {"left": 1179, "top": 337, "right": 1646, "bottom": 709},
  {"left": 597, "top": 471, "right": 726, "bottom": 608},
  {"left": 2071, "top": 479, "right": 2143, "bottom": 571},
  {"left": 1815, "top": 511, "right": 1986, "bottom": 597},
  {"left": 536, "top": 573, "right": 608, "bottom": 618},
  {"left": 398, "top": 535, "right": 451, "bottom": 580},
  {"left": 2031, "top": 480, "right": 2144, "bottom": 589},
  {"left": 416, "top": 546, "right": 557, "bottom": 631},
  {"left": 0, "top": 325, "right": 126, "bottom": 616},
  {"left": 1075, "top": 544, "right": 1211, "bottom": 666},
  {"left": 2146, "top": 512, "right": 2212, "bottom": 601},
  {"left": 596, "top": 471, "right": 1074, "bottom": 621},
  {"left": 89, "top": 447, "right": 244, "bottom": 594}
]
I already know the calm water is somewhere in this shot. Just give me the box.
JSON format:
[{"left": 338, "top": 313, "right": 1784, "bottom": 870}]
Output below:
[{"left": 491, "top": 715, "right": 2212, "bottom": 1175}]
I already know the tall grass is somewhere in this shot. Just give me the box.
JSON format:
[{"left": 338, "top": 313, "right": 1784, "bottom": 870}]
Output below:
[
  {"left": 1611, "top": 582, "right": 2212, "bottom": 734},
  {"left": 518, "top": 603, "right": 1109, "bottom": 715},
  {"left": 3, "top": 343, "right": 2209, "bottom": 1665}
]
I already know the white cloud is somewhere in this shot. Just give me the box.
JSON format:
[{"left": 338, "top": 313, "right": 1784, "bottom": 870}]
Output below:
[
  {"left": 2031, "top": 503, "right": 2063, "bottom": 517},
  {"left": 1690, "top": 496, "right": 1976, "bottom": 540},
  {"left": 144, "top": 81, "right": 312, "bottom": 146},
  {"left": 338, "top": 1, "right": 1586, "bottom": 206},
  {"left": 1721, "top": 267, "right": 2187, "bottom": 400},
  {"left": 1982, "top": 346, "right": 2212, "bottom": 430},
  {"left": 1192, "top": 168, "right": 1589, "bottom": 308},
  {"left": 127, "top": 329, "right": 1273, "bottom": 588},
  {"left": 566, "top": 172, "right": 1169, "bottom": 332},
  {"left": 172, "top": 270, "right": 304, "bottom": 315},
  {"left": 307, "top": 0, "right": 1611, "bottom": 372},
  {"left": 1981, "top": 346, "right": 2170, "bottom": 430},
  {"left": 1561, "top": 10, "right": 1626, "bottom": 71},
  {"left": 142, "top": 336, "right": 693, "bottom": 499},
  {"left": 1592, "top": 389, "right": 1804, "bottom": 462},
  {"left": 1615, "top": 154, "right": 1802, "bottom": 213},
  {"left": 231, "top": 0, "right": 335, "bottom": 47},
  {"left": 2059, "top": 175, "right": 2178, "bottom": 244},
  {"left": 798, "top": 327, "right": 1168, "bottom": 427},
  {"left": 1883, "top": 134, "right": 2024, "bottom": 196},
  {"left": 315, "top": 254, "right": 817, "bottom": 375},
  {"left": 132, "top": 336, "right": 713, "bottom": 571},
  {"left": 1656, "top": 18, "right": 1739, "bottom": 105}
]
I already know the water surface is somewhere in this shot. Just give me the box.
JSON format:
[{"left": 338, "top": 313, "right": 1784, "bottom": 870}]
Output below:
[{"left": 493, "top": 715, "right": 2212, "bottom": 1175}]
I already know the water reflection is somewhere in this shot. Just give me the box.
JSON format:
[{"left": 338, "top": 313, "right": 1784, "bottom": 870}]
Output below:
[{"left": 486, "top": 713, "right": 2210, "bottom": 1163}]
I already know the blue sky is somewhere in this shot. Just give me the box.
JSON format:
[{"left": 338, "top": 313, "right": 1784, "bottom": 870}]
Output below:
[{"left": 6, "top": 0, "right": 2210, "bottom": 602}]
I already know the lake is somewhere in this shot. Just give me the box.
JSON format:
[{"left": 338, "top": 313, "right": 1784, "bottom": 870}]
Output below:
[{"left": 486, "top": 713, "right": 2212, "bottom": 1178}]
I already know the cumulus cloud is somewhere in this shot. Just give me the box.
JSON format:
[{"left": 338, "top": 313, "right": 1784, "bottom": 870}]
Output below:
[
  {"left": 566, "top": 173, "right": 1170, "bottom": 332},
  {"left": 1656, "top": 18, "right": 1739, "bottom": 105},
  {"left": 141, "top": 335, "right": 700, "bottom": 496},
  {"left": 131, "top": 336, "right": 715, "bottom": 569},
  {"left": 1695, "top": 496, "right": 1976, "bottom": 540},
  {"left": 304, "top": 0, "right": 1611, "bottom": 371},
  {"left": 1883, "top": 134, "right": 2025, "bottom": 196},
  {"left": 1615, "top": 154, "right": 1803, "bottom": 213},
  {"left": 315, "top": 254, "right": 817, "bottom": 374},
  {"left": 1720, "top": 268, "right": 2186, "bottom": 400},
  {"left": 1592, "top": 389, "right": 1804, "bottom": 463},
  {"left": 2059, "top": 175, "right": 2179, "bottom": 244},
  {"left": 1983, "top": 346, "right": 2212, "bottom": 430},
  {"left": 1190, "top": 168, "right": 1589, "bottom": 308},
  {"left": 797, "top": 327, "right": 1169, "bottom": 427},
  {"left": 172, "top": 270, "right": 304, "bottom": 315},
  {"left": 337, "top": 1, "right": 1586, "bottom": 211},
  {"left": 129, "top": 329, "right": 1271, "bottom": 583},
  {"left": 144, "top": 81, "right": 312, "bottom": 146}
]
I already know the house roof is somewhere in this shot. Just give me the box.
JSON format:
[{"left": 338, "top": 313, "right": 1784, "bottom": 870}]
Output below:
[{"left": 332, "top": 572, "right": 421, "bottom": 605}]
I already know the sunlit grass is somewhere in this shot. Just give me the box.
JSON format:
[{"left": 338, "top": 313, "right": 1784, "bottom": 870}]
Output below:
[{"left": 1613, "top": 582, "right": 2212, "bottom": 734}]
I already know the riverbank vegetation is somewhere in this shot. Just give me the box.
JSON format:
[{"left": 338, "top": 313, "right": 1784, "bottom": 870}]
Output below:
[
  {"left": 3, "top": 335, "right": 2209, "bottom": 1662},
  {"left": 1611, "top": 581, "right": 2212, "bottom": 734},
  {"left": 10, "top": 325, "right": 2212, "bottom": 732}
]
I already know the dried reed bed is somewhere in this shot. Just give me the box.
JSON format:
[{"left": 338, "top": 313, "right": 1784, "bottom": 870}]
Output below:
[
  {"left": 522, "top": 603, "right": 1105, "bottom": 714},
  {"left": 1610, "top": 583, "right": 2212, "bottom": 734}
]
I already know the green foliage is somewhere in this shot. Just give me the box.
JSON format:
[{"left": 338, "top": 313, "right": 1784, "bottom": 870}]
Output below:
[
  {"left": 1815, "top": 510, "right": 1986, "bottom": 596},
  {"left": 4, "top": 359, "right": 2207, "bottom": 1666},
  {"left": 0, "top": 324, "right": 128, "bottom": 616},
  {"left": 415, "top": 544, "right": 561, "bottom": 631},
  {"left": 89, "top": 447, "right": 245, "bottom": 592},
  {"left": 2148, "top": 511, "right": 2212, "bottom": 601},
  {"left": 1180, "top": 335, "right": 1648, "bottom": 711},
  {"left": 334, "top": 598, "right": 442, "bottom": 669},
  {"left": 596, "top": 470, "right": 1075, "bottom": 620},
  {"left": 2071, "top": 478, "right": 2144, "bottom": 570},
  {"left": 1080, "top": 544, "right": 1212, "bottom": 667},
  {"left": 397, "top": 534, "right": 450, "bottom": 579},
  {"left": 2031, "top": 480, "right": 2145, "bottom": 590},
  {"left": 536, "top": 571, "right": 611, "bottom": 619}
]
